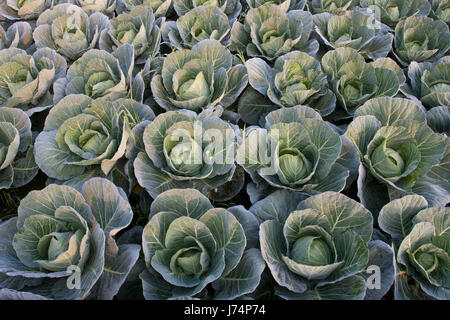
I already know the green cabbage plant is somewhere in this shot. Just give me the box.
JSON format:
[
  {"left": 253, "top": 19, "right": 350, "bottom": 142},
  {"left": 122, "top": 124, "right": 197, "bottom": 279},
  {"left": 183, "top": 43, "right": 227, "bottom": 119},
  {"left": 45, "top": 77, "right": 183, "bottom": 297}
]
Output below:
[
  {"left": 34, "top": 94, "right": 155, "bottom": 183},
  {"left": 33, "top": 4, "right": 110, "bottom": 61},
  {"left": 0, "top": 178, "right": 139, "bottom": 300},
  {"left": 430, "top": 0, "right": 449, "bottom": 25},
  {"left": 254, "top": 190, "right": 394, "bottom": 300},
  {"left": 140, "top": 188, "right": 265, "bottom": 299},
  {"left": 403, "top": 57, "right": 450, "bottom": 108},
  {"left": 99, "top": 5, "right": 160, "bottom": 64},
  {"left": 359, "top": 0, "right": 431, "bottom": 29},
  {"left": 313, "top": 10, "right": 393, "bottom": 61},
  {"left": 0, "top": 107, "right": 38, "bottom": 189},
  {"left": 246, "top": 0, "right": 306, "bottom": 11},
  {"left": 230, "top": 4, "right": 318, "bottom": 60},
  {"left": 70, "top": 0, "right": 117, "bottom": 16},
  {"left": 53, "top": 44, "right": 144, "bottom": 104},
  {"left": 173, "top": 0, "right": 242, "bottom": 21},
  {"left": 307, "top": 0, "right": 358, "bottom": 14},
  {"left": 345, "top": 97, "right": 449, "bottom": 215},
  {"left": 0, "top": 22, "right": 33, "bottom": 51},
  {"left": 133, "top": 107, "right": 241, "bottom": 199},
  {"left": 236, "top": 106, "right": 359, "bottom": 203},
  {"left": 151, "top": 39, "right": 247, "bottom": 112},
  {"left": 379, "top": 195, "right": 449, "bottom": 299},
  {"left": 0, "top": 0, "right": 57, "bottom": 20},
  {"left": 245, "top": 51, "right": 336, "bottom": 117},
  {"left": 321, "top": 47, "right": 404, "bottom": 117},
  {"left": 393, "top": 16, "right": 450, "bottom": 65},
  {"left": 0, "top": 47, "right": 66, "bottom": 116},
  {"left": 161, "top": 5, "right": 231, "bottom": 50},
  {"left": 117, "top": 0, "right": 172, "bottom": 18}
]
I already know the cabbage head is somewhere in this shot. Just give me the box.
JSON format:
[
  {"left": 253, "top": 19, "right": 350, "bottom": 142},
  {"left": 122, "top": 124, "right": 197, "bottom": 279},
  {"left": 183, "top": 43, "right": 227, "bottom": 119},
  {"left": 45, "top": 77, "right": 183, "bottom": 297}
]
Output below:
[
  {"left": 314, "top": 10, "right": 393, "bottom": 61},
  {"left": 430, "top": 0, "right": 450, "bottom": 25},
  {"left": 140, "top": 188, "right": 265, "bottom": 299},
  {"left": 0, "top": 47, "right": 66, "bottom": 116},
  {"left": 0, "top": 178, "right": 137, "bottom": 300},
  {"left": 100, "top": 5, "right": 160, "bottom": 64},
  {"left": 117, "top": 0, "right": 172, "bottom": 18},
  {"left": 34, "top": 94, "right": 155, "bottom": 182},
  {"left": 0, "top": 22, "right": 33, "bottom": 51},
  {"left": 236, "top": 106, "right": 359, "bottom": 203},
  {"left": 151, "top": 39, "right": 247, "bottom": 112},
  {"left": 134, "top": 107, "right": 241, "bottom": 199},
  {"left": 53, "top": 44, "right": 144, "bottom": 104},
  {"left": 33, "top": 4, "right": 110, "bottom": 61},
  {"left": 254, "top": 190, "right": 394, "bottom": 300},
  {"left": 345, "top": 97, "right": 449, "bottom": 214},
  {"left": 393, "top": 16, "right": 450, "bottom": 65},
  {"left": 173, "top": 0, "right": 241, "bottom": 21},
  {"left": 161, "top": 5, "right": 231, "bottom": 50},
  {"left": 230, "top": 4, "right": 318, "bottom": 60},
  {"left": 307, "top": 0, "right": 358, "bottom": 14},
  {"left": 0, "top": 0, "right": 56, "bottom": 20},
  {"left": 0, "top": 107, "right": 38, "bottom": 189},
  {"left": 70, "top": 0, "right": 117, "bottom": 16},
  {"left": 379, "top": 195, "right": 449, "bottom": 300},
  {"left": 321, "top": 47, "right": 404, "bottom": 117},
  {"left": 403, "top": 57, "right": 450, "bottom": 108},
  {"left": 246, "top": 0, "right": 306, "bottom": 11},
  {"left": 359, "top": 0, "right": 431, "bottom": 29},
  {"left": 246, "top": 51, "right": 336, "bottom": 117}
]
